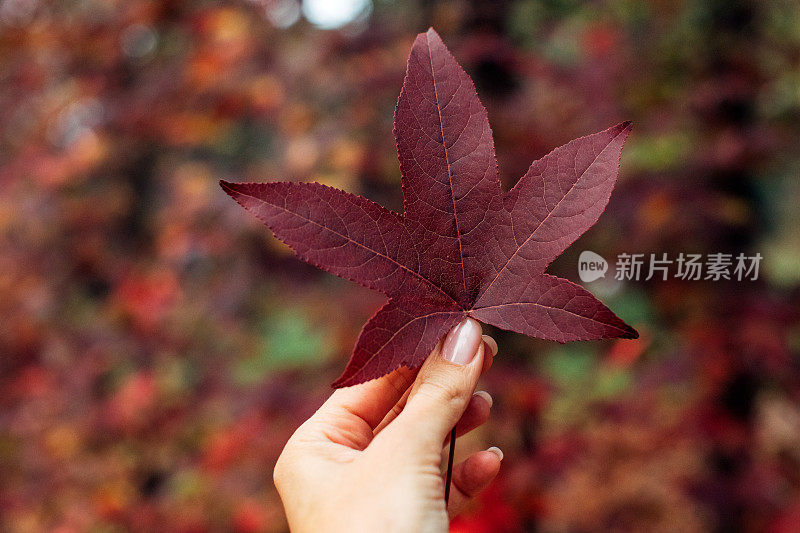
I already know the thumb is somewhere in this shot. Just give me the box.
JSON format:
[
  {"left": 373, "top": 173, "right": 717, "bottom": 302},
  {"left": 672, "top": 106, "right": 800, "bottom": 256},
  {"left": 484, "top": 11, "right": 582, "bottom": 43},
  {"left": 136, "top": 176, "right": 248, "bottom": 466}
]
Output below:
[{"left": 391, "top": 318, "right": 485, "bottom": 450}]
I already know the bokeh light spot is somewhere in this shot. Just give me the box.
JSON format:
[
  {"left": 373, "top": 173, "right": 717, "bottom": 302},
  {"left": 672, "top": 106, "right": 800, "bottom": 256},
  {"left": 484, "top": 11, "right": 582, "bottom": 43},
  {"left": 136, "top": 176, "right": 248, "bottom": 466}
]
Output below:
[
  {"left": 264, "top": 0, "right": 300, "bottom": 29},
  {"left": 302, "top": 0, "right": 371, "bottom": 30},
  {"left": 121, "top": 23, "right": 158, "bottom": 59}
]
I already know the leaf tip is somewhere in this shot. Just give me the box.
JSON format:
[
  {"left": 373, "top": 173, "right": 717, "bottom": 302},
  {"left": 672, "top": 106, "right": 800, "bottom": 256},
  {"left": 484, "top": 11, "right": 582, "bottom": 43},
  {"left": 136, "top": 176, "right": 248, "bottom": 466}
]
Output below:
[
  {"left": 423, "top": 27, "right": 444, "bottom": 46},
  {"left": 621, "top": 324, "right": 639, "bottom": 339},
  {"left": 613, "top": 120, "right": 633, "bottom": 136},
  {"left": 219, "top": 180, "right": 238, "bottom": 196}
]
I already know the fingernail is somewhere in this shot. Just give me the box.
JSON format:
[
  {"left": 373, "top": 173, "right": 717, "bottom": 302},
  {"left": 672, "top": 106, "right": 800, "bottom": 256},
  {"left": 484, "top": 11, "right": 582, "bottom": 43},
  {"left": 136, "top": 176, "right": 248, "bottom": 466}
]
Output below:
[
  {"left": 482, "top": 335, "right": 498, "bottom": 357},
  {"left": 474, "top": 390, "right": 493, "bottom": 408},
  {"left": 441, "top": 318, "right": 482, "bottom": 365},
  {"left": 487, "top": 446, "right": 503, "bottom": 461}
]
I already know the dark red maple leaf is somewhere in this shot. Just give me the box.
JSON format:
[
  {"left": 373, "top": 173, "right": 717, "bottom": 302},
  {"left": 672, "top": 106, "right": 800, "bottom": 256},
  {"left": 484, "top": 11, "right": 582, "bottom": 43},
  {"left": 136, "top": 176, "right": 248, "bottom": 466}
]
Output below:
[{"left": 221, "top": 28, "right": 637, "bottom": 388}]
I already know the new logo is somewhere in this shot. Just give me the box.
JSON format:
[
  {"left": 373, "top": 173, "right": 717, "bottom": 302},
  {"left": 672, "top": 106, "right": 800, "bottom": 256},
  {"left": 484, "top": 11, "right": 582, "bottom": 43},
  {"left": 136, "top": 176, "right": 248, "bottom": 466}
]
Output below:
[{"left": 578, "top": 251, "right": 608, "bottom": 282}]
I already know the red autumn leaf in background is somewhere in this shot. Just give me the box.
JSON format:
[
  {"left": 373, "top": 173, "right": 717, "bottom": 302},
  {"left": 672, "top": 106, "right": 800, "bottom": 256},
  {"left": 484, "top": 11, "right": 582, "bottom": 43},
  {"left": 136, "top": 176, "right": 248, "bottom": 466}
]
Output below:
[{"left": 221, "top": 28, "right": 637, "bottom": 387}]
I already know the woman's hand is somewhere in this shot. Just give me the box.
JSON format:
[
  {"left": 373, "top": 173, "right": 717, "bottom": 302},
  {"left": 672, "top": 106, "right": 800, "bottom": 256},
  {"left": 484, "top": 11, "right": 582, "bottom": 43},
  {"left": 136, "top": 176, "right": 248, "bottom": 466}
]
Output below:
[{"left": 273, "top": 318, "right": 501, "bottom": 532}]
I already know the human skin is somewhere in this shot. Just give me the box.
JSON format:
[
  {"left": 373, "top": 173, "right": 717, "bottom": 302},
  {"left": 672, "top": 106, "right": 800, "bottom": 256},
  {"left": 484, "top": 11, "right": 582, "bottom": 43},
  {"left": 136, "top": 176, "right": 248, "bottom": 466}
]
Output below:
[{"left": 273, "top": 318, "right": 502, "bottom": 532}]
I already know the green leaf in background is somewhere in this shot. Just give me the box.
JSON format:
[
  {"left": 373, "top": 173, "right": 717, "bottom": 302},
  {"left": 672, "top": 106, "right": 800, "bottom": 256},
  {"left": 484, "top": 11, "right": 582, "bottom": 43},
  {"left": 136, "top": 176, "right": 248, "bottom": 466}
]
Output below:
[
  {"left": 608, "top": 287, "right": 655, "bottom": 325},
  {"left": 541, "top": 343, "right": 633, "bottom": 425},
  {"left": 758, "top": 169, "right": 800, "bottom": 287},
  {"left": 593, "top": 365, "right": 633, "bottom": 400},
  {"left": 541, "top": 344, "right": 596, "bottom": 387},
  {"left": 233, "top": 309, "right": 333, "bottom": 385},
  {"left": 623, "top": 132, "right": 693, "bottom": 174}
]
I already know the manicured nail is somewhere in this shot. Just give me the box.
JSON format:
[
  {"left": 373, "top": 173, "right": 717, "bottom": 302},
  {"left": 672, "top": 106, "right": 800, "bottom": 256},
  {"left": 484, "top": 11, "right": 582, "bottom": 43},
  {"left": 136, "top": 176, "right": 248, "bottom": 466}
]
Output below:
[
  {"left": 487, "top": 446, "right": 503, "bottom": 461},
  {"left": 474, "top": 390, "right": 493, "bottom": 408},
  {"left": 441, "top": 318, "right": 482, "bottom": 365},
  {"left": 482, "top": 335, "right": 498, "bottom": 357}
]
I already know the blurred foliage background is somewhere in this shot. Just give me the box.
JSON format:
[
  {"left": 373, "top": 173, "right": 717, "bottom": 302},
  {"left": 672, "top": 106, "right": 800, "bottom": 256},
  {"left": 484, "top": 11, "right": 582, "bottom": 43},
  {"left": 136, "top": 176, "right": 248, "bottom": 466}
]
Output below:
[{"left": 1, "top": 0, "right": 799, "bottom": 531}]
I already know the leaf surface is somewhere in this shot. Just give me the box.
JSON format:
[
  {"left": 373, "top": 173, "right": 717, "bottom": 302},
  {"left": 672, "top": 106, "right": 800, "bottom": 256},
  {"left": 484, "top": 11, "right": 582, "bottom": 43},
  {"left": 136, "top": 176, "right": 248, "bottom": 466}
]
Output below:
[
  {"left": 221, "top": 180, "right": 453, "bottom": 303},
  {"left": 222, "top": 28, "right": 638, "bottom": 387},
  {"left": 394, "top": 29, "right": 501, "bottom": 306},
  {"left": 332, "top": 296, "right": 463, "bottom": 387}
]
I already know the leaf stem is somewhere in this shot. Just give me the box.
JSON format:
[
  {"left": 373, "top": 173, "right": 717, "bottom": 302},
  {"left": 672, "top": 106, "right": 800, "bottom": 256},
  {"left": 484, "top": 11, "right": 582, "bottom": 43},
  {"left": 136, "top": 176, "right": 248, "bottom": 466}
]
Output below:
[{"left": 444, "top": 425, "right": 456, "bottom": 505}]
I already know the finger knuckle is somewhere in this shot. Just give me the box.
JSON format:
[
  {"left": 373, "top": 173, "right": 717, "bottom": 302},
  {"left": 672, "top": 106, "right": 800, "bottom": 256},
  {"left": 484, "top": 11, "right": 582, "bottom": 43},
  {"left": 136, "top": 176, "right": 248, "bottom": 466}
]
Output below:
[{"left": 418, "top": 378, "right": 465, "bottom": 408}]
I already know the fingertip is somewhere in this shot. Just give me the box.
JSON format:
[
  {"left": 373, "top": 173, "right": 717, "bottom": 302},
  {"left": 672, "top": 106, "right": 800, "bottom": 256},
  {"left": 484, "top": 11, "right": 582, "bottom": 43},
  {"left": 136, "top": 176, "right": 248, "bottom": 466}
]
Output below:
[
  {"left": 473, "top": 390, "right": 493, "bottom": 409},
  {"left": 486, "top": 446, "right": 503, "bottom": 461},
  {"left": 471, "top": 449, "right": 502, "bottom": 483},
  {"left": 441, "top": 318, "right": 483, "bottom": 366},
  {"left": 456, "top": 449, "right": 502, "bottom": 494},
  {"left": 481, "top": 336, "right": 497, "bottom": 373},
  {"left": 446, "top": 447, "right": 503, "bottom": 518},
  {"left": 482, "top": 335, "right": 498, "bottom": 357}
]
